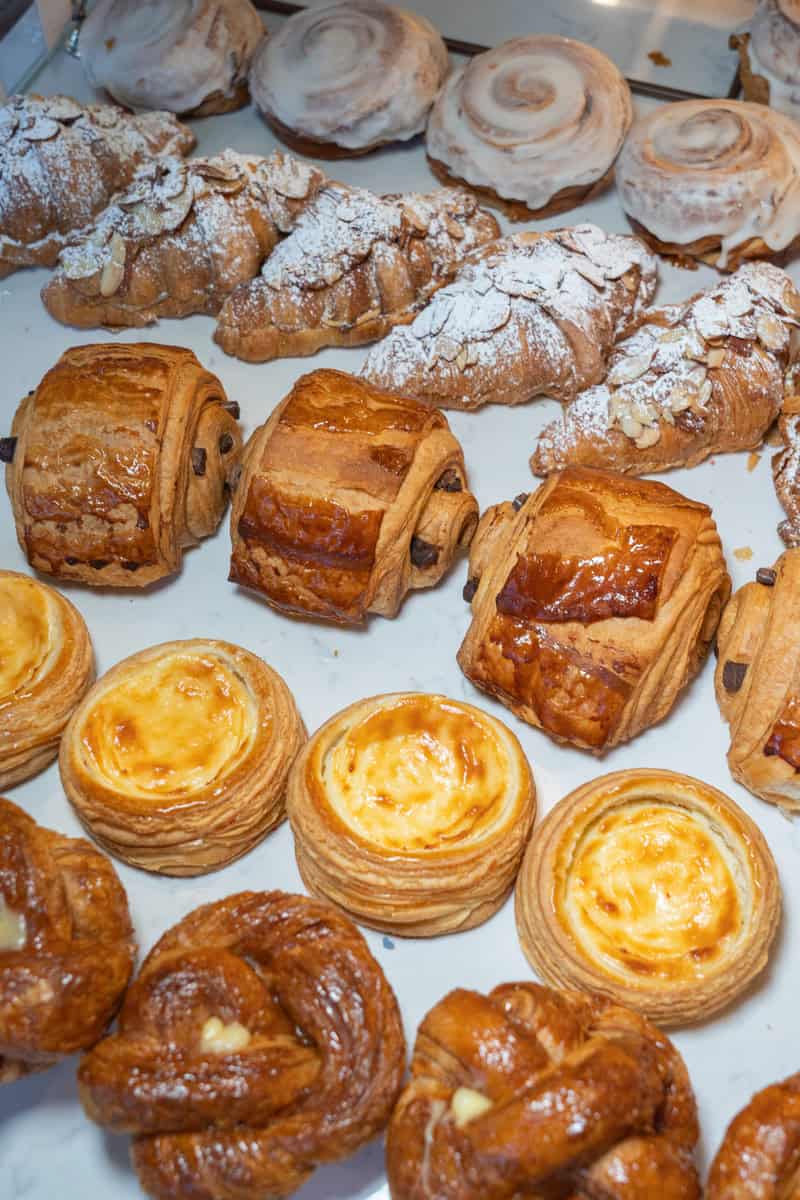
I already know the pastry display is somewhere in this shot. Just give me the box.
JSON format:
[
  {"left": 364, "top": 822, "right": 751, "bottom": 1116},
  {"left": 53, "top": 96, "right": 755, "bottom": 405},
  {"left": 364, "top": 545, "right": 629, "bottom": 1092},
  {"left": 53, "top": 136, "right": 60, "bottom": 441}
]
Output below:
[
  {"left": 533, "top": 262, "right": 800, "bottom": 476},
  {"left": 616, "top": 99, "right": 800, "bottom": 269},
  {"left": 229, "top": 369, "right": 478, "bottom": 624},
  {"left": 772, "top": 391, "right": 800, "bottom": 544},
  {"left": 360, "top": 225, "right": 658, "bottom": 411},
  {"left": 78, "top": 891, "right": 405, "bottom": 1199},
  {"left": 60, "top": 640, "right": 305, "bottom": 875},
  {"left": 731, "top": 1, "right": 800, "bottom": 122},
  {"left": 515, "top": 769, "right": 780, "bottom": 1026},
  {"left": 0, "top": 93, "right": 194, "bottom": 278},
  {"left": 287, "top": 692, "right": 535, "bottom": 936},
  {"left": 5, "top": 343, "right": 242, "bottom": 588},
  {"left": 387, "top": 982, "right": 701, "bottom": 1199},
  {"left": 213, "top": 181, "right": 499, "bottom": 361},
  {"left": 250, "top": 0, "right": 447, "bottom": 158},
  {"left": 458, "top": 467, "right": 730, "bottom": 752},
  {"left": 707, "top": 1072, "right": 800, "bottom": 1198},
  {"left": 426, "top": 35, "right": 633, "bottom": 220},
  {"left": 0, "top": 571, "right": 94, "bottom": 790},
  {"left": 42, "top": 150, "right": 326, "bottom": 328},
  {"left": 79, "top": 0, "right": 265, "bottom": 116},
  {"left": 0, "top": 796, "right": 135, "bottom": 1085}
]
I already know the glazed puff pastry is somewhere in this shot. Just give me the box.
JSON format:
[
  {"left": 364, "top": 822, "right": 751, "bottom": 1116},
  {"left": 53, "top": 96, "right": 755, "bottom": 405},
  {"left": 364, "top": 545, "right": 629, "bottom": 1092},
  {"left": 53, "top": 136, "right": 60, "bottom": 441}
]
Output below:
[
  {"left": 458, "top": 467, "right": 730, "bottom": 752},
  {"left": 287, "top": 693, "right": 536, "bottom": 936},
  {"left": 707, "top": 1072, "right": 800, "bottom": 1199},
  {"left": 59, "top": 640, "right": 305, "bottom": 875},
  {"left": 0, "top": 571, "right": 93, "bottom": 789},
  {"left": 515, "top": 769, "right": 780, "bottom": 1026},
  {"left": 6, "top": 344, "right": 242, "bottom": 588},
  {"left": 229, "top": 369, "right": 478, "bottom": 624}
]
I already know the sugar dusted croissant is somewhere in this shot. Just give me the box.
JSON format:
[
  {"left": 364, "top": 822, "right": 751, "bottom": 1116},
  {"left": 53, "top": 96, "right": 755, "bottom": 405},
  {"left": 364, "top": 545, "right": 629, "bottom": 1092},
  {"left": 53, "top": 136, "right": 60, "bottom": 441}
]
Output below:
[
  {"left": 214, "top": 182, "right": 499, "bottom": 362},
  {"left": 6, "top": 343, "right": 242, "bottom": 588},
  {"left": 458, "top": 467, "right": 730, "bottom": 752},
  {"left": 707, "top": 1073, "right": 800, "bottom": 1199},
  {"left": 533, "top": 262, "right": 800, "bottom": 476},
  {"left": 387, "top": 983, "right": 700, "bottom": 1200},
  {"left": 229, "top": 369, "right": 478, "bottom": 624},
  {"left": 78, "top": 891, "right": 405, "bottom": 1200},
  {"left": 0, "top": 94, "right": 194, "bottom": 278},
  {"left": 42, "top": 151, "right": 326, "bottom": 328}
]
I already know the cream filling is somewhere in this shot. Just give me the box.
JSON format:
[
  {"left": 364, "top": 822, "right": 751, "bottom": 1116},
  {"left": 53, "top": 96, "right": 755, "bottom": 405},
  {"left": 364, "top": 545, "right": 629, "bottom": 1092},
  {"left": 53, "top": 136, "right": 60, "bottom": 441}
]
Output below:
[
  {"left": 0, "top": 576, "right": 58, "bottom": 707},
  {"left": 0, "top": 896, "right": 26, "bottom": 952}
]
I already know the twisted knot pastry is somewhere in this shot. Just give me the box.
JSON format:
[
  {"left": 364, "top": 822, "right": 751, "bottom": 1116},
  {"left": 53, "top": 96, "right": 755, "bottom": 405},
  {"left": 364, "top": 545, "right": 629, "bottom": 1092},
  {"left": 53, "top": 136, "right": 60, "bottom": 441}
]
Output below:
[
  {"left": 229, "top": 370, "right": 478, "bottom": 624},
  {"left": 0, "top": 94, "right": 194, "bottom": 278},
  {"left": 0, "top": 796, "right": 134, "bottom": 1085},
  {"left": 707, "top": 1073, "right": 800, "bottom": 1199},
  {"left": 250, "top": 0, "right": 447, "bottom": 157},
  {"left": 617, "top": 99, "right": 800, "bottom": 269},
  {"left": 42, "top": 150, "right": 326, "bottom": 328},
  {"left": 362, "top": 226, "right": 657, "bottom": 410},
  {"left": 533, "top": 262, "right": 800, "bottom": 476},
  {"left": 6, "top": 343, "right": 242, "bottom": 588},
  {"left": 732, "top": 1, "right": 800, "bottom": 122},
  {"left": 387, "top": 983, "right": 700, "bottom": 1199},
  {"left": 458, "top": 467, "right": 730, "bottom": 752},
  {"left": 0, "top": 571, "right": 94, "bottom": 790},
  {"left": 80, "top": 0, "right": 265, "bottom": 116},
  {"left": 214, "top": 182, "right": 499, "bottom": 362},
  {"left": 426, "top": 35, "right": 633, "bottom": 220},
  {"left": 78, "top": 891, "right": 406, "bottom": 1200}
]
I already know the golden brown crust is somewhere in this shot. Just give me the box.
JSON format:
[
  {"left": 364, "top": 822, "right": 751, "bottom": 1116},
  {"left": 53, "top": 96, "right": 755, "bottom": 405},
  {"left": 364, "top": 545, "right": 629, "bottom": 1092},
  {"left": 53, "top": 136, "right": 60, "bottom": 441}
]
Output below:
[
  {"left": 78, "top": 890, "right": 406, "bottom": 1200},
  {"left": 628, "top": 218, "right": 786, "bottom": 273},
  {"left": 6, "top": 343, "right": 242, "bottom": 588},
  {"left": 772, "top": 393, "right": 800, "bottom": 545},
  {"left": 514, "top": 769, "right": 780, "bottom": 1026},
  {"left": 707, "top": 1072, "right": 800, "bottom": 1199},
  {"left": 0, "top": 795, "right": 135, "bottom": 1084},
  {"left": 262, "top": 110, "right": 386, "bottom": 159},
  {"left": 457, "top": 467, "right": 731, "bottom": 752},
  {"left": 427, "top": 154, "right": 615, "bottom": 221}
]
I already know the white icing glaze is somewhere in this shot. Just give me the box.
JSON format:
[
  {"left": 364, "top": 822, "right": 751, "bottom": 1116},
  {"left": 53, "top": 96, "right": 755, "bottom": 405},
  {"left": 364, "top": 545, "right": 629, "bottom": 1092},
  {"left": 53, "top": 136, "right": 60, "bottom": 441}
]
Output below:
[
  {"left": 749, "top": 0, "right": 800, "bottom": 120},
  {"left": 425, "top": 35, "right": 632, "bottom": 211},
  {"left": 80, "top": 0, "right": 265, "bottom": 114},
  {"left": 617, "top": 100, "right": 800, "bottom": 267},
  {"left": 249, "top": 0, "right": 448, "bottom": 150}
]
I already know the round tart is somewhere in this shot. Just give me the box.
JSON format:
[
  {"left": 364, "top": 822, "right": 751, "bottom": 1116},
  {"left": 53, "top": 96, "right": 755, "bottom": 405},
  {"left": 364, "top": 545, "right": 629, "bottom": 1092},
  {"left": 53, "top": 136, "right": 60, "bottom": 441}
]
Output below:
[
  {"left": 515, "top": 769, "right": 780, "bottom": 1025},
  {"left": 287, "top": 692, "right": 536, "bottom": 936},
  {"left": 60, "top": 639, "right": 305, "bottom": 876},
  {"left": 0, "top": 571, "right": 93, "bottom": 790}
]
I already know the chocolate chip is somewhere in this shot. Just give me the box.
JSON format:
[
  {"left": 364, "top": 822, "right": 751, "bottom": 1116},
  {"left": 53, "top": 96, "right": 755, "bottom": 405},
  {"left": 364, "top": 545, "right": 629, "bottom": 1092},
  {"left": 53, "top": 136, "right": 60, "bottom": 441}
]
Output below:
[
  {"left": 221, "top": 399, "right": 240, "bottom": 420},
  {"left": 89, "top": 559, "right": 109, "bottom": 570},
  {"left": 191, "top": 447, "right": 207, "bottom": 477},
  {"left": 144, "top": 418, "right": 157, "bottom": 433},
  {"left": 756, "top": 567, "right": 777, "bottom": 587},
  {"left": 434, "top": 468, "right": 463, "bottom": 493},
  {"left": 722, "top": 660, "right": 748, "bottom": 693},
  {"left": 121, "top": 561, "right": 139, "bottom": 572},
  {"left": 0, "top": 437, "right": 17, "bottom": 463},
  {"left": 226, "top": 464, "right": 243, "bottom": 492},
  {"left": 219, "top": 432, "right": 234, "bottom": 455},
  {"left": 512, "top": 493, "right": 529, "bottom": 512},
  {"left": 136, "top": 512, "right": 149, "bottom": 530},
  {"left": 65, "top": 556, "right": 79, "bottom": 566},
  {"left": 463, "top": 577, "right": 479, "bottom": 602},
  {"left": 410, "top": 536, "right": 440, "bottom": 568}
]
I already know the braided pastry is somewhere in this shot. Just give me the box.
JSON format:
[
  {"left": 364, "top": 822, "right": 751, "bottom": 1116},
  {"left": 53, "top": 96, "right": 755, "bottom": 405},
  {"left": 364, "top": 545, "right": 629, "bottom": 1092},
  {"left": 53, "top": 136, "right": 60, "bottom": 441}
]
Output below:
[
  {"left": 361, "top": 226, "right": 657, "bottom": 410},
  {"left": 6, "top": 343, "right": 242, "bottom": 588},
  {"left": 0, "top": 796, "right": 135, "bottom": 1085},
  {"left": 707, "top": 1073, "right": 800, "bottom": 1199},
  {"left": 229, "top": 369, "right": 478, "bottom": 624},
  {"left": 426, "top": 35, "right": 633, "bottom": 220},
  {"left": 533, "top": 262, "right": 800, "bottom": 476},
  {"left": 732, "top": 1, "right": 800, "bottom": 123},
  {"left": 213, "top": 182, "right": 499, "bottom": 362},
  {"left": 387, "top": 982, "right": 700, "bottom": 1199},
  {"left": 458, "top": 467, "right": 730, "bottom": 752},
  {"left": 0, "top": 94, "right": 194, "bottom": 278},
  {"left": 78, "top": 891, "right": 405, "bottom": 1200}
]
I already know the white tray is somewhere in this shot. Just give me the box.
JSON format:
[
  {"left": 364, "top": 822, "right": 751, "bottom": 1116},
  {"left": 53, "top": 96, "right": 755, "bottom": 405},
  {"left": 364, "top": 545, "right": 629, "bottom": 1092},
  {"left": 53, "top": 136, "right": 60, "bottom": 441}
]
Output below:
[{"left": 2, "top": 27, "right": 798, "bottom": 1200}]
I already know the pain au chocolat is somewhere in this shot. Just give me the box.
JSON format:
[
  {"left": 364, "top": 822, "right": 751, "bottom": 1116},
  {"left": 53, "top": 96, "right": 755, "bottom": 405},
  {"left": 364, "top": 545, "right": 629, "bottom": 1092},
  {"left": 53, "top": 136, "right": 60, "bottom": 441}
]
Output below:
[
  {"left": 458, "top": 467, "right": 730, "bottom": 752},
  {"left": 229, "top": 369, "right": 478, "bottom": 624},
  {"left": 515, "top": 769, "right": 780, "bottom": 1027},
  {"left": 59, "top": 640, "right": 305, "bottom": 875},
  {"left": 287, "top": 692, "right": 535, "bottom": 936}
]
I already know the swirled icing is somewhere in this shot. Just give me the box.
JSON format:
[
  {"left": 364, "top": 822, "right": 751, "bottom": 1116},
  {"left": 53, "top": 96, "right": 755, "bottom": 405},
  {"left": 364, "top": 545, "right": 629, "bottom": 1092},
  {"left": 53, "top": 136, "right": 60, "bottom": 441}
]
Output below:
[
  {"left": 249, "top": 0, "right": 448, "bottom": 151},
  {"left": 749, "top": 0, "right": 800, "bottom": 119},
  {"left": 426, "top": 35, "right": 632, "bottom": 211}
]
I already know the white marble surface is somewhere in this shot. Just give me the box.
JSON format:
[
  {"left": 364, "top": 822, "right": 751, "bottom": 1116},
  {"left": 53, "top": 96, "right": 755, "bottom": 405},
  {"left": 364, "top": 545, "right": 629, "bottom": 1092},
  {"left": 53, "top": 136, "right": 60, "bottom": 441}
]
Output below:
[{"left": 1, "top": 27, "right": 799, "bottom": 1200}]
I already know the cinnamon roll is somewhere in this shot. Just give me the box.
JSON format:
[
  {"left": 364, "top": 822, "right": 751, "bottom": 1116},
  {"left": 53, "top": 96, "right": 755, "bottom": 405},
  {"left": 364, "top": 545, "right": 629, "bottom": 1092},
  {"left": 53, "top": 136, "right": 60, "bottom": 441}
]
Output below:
[
  {"left": 426, "top": 35, "right": 633, "bottom": 220},
  {"left": 249, "top": 0, "right": 448, "bottom": 158},
  {"left": 732, "top": 1, "right": 800, "bottom": 123},
  {"left": 617, "top": 99, "right": 800, "bottom": 269}
]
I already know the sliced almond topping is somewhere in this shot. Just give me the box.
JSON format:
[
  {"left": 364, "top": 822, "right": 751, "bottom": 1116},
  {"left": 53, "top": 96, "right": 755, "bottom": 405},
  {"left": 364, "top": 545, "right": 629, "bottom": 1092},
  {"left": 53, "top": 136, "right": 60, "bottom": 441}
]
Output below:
[
  {"left": 606, "top": 348, "right": 654, "bottom": 387},
  {"left": 757, "top": 313, "right": 787, "bottom": 351},
  {"left": 635, "top": 424, "right": 661, "bottom": 449},
  {"left": 705, "top": 347, "right": 726, "bottom": 368},
  {"left": 99, "top": 232, "right": 126, "bottom": 297},
  {"left": 619, "top": 414, "right": 644, "bottom": 439}
]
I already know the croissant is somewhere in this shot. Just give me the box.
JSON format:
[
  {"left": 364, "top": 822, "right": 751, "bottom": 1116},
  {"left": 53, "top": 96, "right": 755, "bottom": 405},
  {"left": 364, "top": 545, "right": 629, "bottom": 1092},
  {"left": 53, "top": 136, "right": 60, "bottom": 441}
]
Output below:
[
  {"left": 213, "top": 182, "right": 500, "bottom": 361},
  {"left": 0, "top": 93, "right": 194, "bottom": 278},
  {"left": 6, "top": 343, "right": 242, "bottom": 588},
  {"left": 78, "top": 890, "right": 405, "bottom": 1200},
  {"left": 386, "top": 982, "right": 700, "bottom": 1200},
  {"left": 0, "top": 796, "right": 135, "bottom": 1085},
  {"left": 360, "top": 225, "right": 658, "bottom": 411},
  {"left": 533, "top": 262, "right": 800, "bottom": 476},
  {"left": 41, "top": 150, "right": 326, "bottom": 329},
  {"left": 229, "top": 369, "right": 478, "bottom": 624},
  {"left": 458, "top": 467, "right": 731, "bottom": 752},
  {"left": 707, "top": 1073, "right": 800, "bottom": 1199}
]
